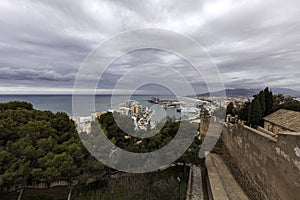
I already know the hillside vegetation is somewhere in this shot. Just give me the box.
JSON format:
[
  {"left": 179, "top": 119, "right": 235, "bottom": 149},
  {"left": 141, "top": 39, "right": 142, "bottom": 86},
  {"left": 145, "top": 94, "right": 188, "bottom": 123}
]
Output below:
[{"left": 0, "top": 101, "right": 104, "bottom": 193}]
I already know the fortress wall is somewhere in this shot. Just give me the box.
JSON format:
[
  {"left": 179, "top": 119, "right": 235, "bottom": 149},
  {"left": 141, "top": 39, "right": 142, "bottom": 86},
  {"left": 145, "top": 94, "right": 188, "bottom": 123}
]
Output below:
[{"left": 222, "top": 123, "right": 300, "bottom": 200}]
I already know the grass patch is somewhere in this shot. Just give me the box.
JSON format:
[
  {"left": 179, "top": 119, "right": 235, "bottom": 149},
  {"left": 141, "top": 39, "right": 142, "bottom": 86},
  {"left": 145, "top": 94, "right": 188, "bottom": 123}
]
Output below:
[
  {"left": 72, "top": 166, "right": 189, "bottom": 200},
  {"left": 2, "top": 166, "right": 189, "bottom": 200},
  {"left": 2, "top": 186, "right": 68, "bottom": 200}
]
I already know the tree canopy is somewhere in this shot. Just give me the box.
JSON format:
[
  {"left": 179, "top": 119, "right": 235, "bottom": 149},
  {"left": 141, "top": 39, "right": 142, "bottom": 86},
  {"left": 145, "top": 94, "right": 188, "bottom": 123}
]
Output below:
[
  {"left": 0, "top": 101, "right": 104, "bottom": 191},
  {"left": 236, "top": 87, "right": 300, "bottom": 127},
  {"left": 88, "top": 112, "right": 202, "bottom": 166}
]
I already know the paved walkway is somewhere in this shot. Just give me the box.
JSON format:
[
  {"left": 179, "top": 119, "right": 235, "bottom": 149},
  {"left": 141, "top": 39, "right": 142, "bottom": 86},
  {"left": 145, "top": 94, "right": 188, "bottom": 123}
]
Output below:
[
  {"left": 206, "top": 153, "right": 249, "bottom": 200},
  {"left": 189, "top": 165, "right": 204, "bottom": 200}
]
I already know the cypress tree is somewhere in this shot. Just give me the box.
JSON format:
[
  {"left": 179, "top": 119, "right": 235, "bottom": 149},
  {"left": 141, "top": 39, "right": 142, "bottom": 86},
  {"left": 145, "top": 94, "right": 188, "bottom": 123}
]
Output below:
[
  {"left": 257, "top": 91, "right": 266, "bottom": 116},
  {"left": 249, "top": 98, "right": 263, "bottom": 127},
  {"left": 226, "top": 102, "right": 235, "bottom": 116},
  {"left": 264, "top": 87, "right": 274, "bottom": 115},
  {"left": 238, "top": 101, "right": 250, "bottom": 122}
]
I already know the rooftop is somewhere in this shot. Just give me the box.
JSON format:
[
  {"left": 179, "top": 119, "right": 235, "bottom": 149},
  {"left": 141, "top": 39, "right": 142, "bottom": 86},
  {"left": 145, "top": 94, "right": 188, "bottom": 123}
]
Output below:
[{"left": 263, "top": 109, "right": 300, "bottom": 132}]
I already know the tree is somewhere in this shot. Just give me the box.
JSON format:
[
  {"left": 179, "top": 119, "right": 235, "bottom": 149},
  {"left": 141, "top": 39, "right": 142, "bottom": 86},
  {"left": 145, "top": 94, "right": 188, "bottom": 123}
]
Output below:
[
  {"left": 248, "top": 98, "right": 263, "bottom": 127},
  {"left": 226, "top": 102, "right": 235, "bottom": 116},
  {"left": 238, "top": 101, "right": 250, "bottom": 122},
  {"left": 238, "top": 87, "right": 277, "bottom": 127},
  {"left": 0, "top": 101, "right": 33, "bottom": 111},
  {"left": 0, "top": 101, "right": 105, "bottom": 193},
  {"left": 275, "top": 95, "right": 300, "bottom": 111},
  {"left": 273, "top": 94, "right": 286, "bottom": 111},
  {"left": 256, "top": 91, "right": 266, "bottom": 116},
  {"left": 264, "top": 87, "right": 273, "bottom": 115}
]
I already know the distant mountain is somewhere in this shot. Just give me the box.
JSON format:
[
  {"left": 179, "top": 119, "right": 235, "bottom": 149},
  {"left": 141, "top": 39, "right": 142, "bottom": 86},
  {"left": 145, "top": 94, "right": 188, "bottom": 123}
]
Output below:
[
  {"left": 198, "top": 88, "right": 300, "bottom": 97},
  {"left": 198, "top": 88, "right": 256, "bottom": 97},
  {"left": 268, "top": 88, "right": 300, "bottom": 97}
]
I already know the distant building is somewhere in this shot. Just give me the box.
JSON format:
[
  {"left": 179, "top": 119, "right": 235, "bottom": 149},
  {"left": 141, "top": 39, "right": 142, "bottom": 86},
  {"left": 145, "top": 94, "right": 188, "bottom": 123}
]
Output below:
[
  {"left": 128, "top": 109, "right": 133, "bottom": 117},
  {"left": 117, "top": 107, "right": 130, "bottom": 116},
  {"left": 263, "top": 109, "right": 300, "bottom": 134},
  {"left": 69, "top": 116, "right": 80, "bottom": 125},
  {"left": 80, "top": 116, "right": 93, "bottom": 123},
  {"left": 131, "top": 105, "right": 142, "bottom": 115},
  {"left": 91, "top": 111, "right": 106, "bottom": 120}
]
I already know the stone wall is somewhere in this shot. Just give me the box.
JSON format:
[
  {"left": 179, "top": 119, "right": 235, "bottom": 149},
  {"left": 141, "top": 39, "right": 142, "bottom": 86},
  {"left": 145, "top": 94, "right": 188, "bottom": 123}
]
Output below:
[{"left": 222, "top": 123, "right": 300, "bottom": 200}]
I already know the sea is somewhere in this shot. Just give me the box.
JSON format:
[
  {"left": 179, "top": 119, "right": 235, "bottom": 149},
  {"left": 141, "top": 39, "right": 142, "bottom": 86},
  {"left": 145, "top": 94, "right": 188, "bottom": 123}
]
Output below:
[{"left": 0, "top": 95, "right": 198, "bottom": 121}]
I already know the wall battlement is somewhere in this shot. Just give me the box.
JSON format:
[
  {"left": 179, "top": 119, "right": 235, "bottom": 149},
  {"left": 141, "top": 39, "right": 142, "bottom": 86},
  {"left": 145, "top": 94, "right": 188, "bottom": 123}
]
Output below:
[{"left": 222, "top": 123, "right": 300, "bottom": 200}]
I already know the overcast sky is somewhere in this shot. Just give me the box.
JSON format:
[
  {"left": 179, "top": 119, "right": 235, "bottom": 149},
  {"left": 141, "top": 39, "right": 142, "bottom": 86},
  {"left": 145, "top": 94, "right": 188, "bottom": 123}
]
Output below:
[{"left": 0, "top": 0, "right": 299, "bottom": 94}]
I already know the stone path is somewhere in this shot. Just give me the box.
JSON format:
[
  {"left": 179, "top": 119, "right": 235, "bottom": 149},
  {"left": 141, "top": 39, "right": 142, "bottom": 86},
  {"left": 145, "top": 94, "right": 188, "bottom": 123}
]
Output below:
[
  {"left": 189, "top": 165, "right": 204, "bottom": 200},
  {"left": 206, "top": 153, "right": 249, "bottom": 200}
]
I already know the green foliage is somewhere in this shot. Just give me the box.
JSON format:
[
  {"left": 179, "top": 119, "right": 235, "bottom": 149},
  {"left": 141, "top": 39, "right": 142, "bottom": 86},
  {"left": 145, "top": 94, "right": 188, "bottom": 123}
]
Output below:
[
  {"left": 273, "top": 94, "right": 300, "bottom": 111},
  {"left": 95, "top": 112, "right": 201, "bottom": 166},
  {"left": 0, "top": 101, "right": 104, "bottom": 190},
  {"left": 264, "top": 87, "right": 274, "bottom": 115},
  {"left": 72, "top": 166, "right": 188, "bottom": 200},
  {"left": 248, "top": 98, "right": 263, "bottom": 127},
  {"left": 2, "top": 186, "right": 69, "bottom": 200},
  {"left": 239, "top": 87, "right": 272, "bottom": 127},
  {"left": 226, "top": 102, "right": 235, "bottom": 116},
  {"left": 238, "top": 101, "right": 250, "bottom": 122},
  {"left": 0, "top": 100, "right": 203, "bottom": 197},
  {"left": 238, "top": 87, "right": 300, "bottom": 127},
  {"left": 0, "top": 101, "right": 33, "bottom": 111}
]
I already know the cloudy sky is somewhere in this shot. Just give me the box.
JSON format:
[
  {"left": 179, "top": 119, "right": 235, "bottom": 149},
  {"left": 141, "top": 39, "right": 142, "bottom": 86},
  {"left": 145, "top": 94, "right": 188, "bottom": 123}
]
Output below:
[{"left": 0, "top": 0, "right": 299, "bottom": 94}]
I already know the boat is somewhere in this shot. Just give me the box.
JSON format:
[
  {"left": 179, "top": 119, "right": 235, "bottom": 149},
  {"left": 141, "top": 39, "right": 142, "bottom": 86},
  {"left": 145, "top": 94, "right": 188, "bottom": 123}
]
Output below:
[
  {"left": 196, "top": 104, "right": 203, "bottom": 109},
  {"left": 181, "top": 107, "right": 200, "bottom": 114},
  {"left": 148, "top": 97, "right": 159, "bottom": 104}
]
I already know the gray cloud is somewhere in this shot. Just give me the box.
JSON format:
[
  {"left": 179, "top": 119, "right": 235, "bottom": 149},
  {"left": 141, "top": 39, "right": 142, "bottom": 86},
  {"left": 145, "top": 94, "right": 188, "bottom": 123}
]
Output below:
[
  {"left": 0, "top": 66, "right": 75, "bottom": 81},
  {"left": 0, "top": 0, "right": 299, "bottom": 93}
]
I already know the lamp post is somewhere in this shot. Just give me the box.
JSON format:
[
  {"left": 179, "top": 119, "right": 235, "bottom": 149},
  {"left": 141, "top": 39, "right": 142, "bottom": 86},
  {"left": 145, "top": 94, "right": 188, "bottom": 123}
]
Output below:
[{"left": 177, "top": 176, "right": 181, "bottom": 200}]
